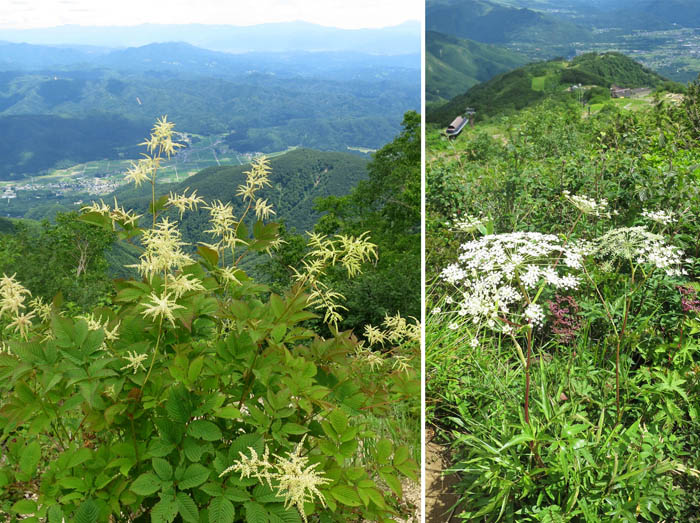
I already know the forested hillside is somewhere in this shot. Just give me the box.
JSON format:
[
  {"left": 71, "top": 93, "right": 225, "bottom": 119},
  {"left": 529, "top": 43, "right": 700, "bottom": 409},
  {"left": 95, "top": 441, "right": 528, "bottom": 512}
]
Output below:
[
  {"left": 428, "top": 52, "right": 669, "bottom": 124},
  {"left": 113, "top": 148, "right": 369, "bottom": 236},
  {"left": 426, "top": 31, "right": 528, "bottom": 102}
]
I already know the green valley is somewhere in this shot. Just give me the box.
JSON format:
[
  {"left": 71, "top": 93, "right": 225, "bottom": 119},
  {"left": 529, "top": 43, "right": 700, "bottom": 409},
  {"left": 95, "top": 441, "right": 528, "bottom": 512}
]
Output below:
[{"left": 426, "top": 31, "right": 529, "bottom": 102}]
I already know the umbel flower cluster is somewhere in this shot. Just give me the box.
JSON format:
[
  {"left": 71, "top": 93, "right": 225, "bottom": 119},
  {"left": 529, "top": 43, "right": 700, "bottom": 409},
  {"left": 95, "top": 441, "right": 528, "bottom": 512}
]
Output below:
[
  {"left": 594, "top": 226, "right": 687, "bottom": 277},
  {"left": 219, "top": 437, "right": 330, "bottom": 522},
  {"left": 439, "top": 232, "right": 585, "bottom": 331}
]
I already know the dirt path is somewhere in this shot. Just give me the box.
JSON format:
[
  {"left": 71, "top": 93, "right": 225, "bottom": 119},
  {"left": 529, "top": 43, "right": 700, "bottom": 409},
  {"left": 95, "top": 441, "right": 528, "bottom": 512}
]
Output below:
[{"left": 425, "top": 428, "right": 463, "bottom": 522}]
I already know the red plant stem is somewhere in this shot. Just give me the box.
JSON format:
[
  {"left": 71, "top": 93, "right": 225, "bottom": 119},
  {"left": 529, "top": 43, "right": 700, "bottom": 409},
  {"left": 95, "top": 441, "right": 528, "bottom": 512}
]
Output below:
[{"left": 525, "top": 326, "right": 532, "bottom": 425}]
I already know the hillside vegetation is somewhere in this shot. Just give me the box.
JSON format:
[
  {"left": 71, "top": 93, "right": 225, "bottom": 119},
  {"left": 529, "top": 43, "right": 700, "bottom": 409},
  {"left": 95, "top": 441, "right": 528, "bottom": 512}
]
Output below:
[
  {"left": 113, "top": 148, "right": 369, "bottom": 236},
  {"left": 428, "top": 52, "right": 668, "bottom": 125},
  {"left": 426, "top": 31, "right": 528, "bottom": 102},
  {"left": 426, "top": 75, "right": 700, "bottom": 521}
]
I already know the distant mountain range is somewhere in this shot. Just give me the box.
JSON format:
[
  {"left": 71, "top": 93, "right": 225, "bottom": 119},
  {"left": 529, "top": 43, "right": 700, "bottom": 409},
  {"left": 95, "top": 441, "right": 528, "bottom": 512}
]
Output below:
[
  {"left": 0, "top": 40, "right": 420, "bottom": 83},
  {"left": 427, "top": 31, "right": 528, "bottom": 102},
  {"left": 0, "top": 21, "right": 421, "bottom": 55},
  {"left": 0, "top": 41, "right": 418, "bottom": 181},
  {"left": 426, "top": 0, "right": 592, "bottom": 45},
  {"left": 429, "top": 0, "right": 700, "bottom": 32},
  {"left": 428, "top": 52, "right": 667, "bottom": 124}
]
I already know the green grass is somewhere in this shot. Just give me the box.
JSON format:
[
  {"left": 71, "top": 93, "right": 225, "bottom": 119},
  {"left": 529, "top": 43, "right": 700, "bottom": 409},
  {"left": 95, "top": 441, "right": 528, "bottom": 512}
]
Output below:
[{"left": 532, "top": 75, "right": 547, "bottom": 91}]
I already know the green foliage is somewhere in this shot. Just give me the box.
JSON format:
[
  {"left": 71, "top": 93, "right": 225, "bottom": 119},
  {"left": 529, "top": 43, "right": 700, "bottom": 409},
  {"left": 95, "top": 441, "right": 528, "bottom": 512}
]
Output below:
[
  {"left": 0, "top": 119, "right": 419, "bottom": 522},
  {"left": 265, "top": 112, "right": 421, "bottom": 335},
  {"left": 426, "top": 90, "right": 700, "bottom": 520},
  {"left": 0, "top": 211, "right": 114, "bottom": 309}
]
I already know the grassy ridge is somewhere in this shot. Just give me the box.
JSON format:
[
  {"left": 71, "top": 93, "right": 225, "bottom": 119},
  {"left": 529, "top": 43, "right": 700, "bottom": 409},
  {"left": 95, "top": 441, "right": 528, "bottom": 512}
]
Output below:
[{"left": 428, "top": 52, "right": 668, "bottom": 125}]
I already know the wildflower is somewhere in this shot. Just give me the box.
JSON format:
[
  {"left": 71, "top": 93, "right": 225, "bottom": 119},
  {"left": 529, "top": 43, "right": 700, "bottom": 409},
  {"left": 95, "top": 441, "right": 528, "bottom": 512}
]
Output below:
[
  {"left": 679, "top": 286, "right": 700, "bottom": 314},
  {"left": 141, "top": 115, "right": 183, "bottom": 158},
  {"left": 141, "top": 292, "right": 184, "bottom": 326},
  {"left": 440, "top": 232, "right": 583, "bottom": 331},
  {"left": 204, "top": 200, "right": 244, "bottom": 251},
  {"left": 448, "top": 322, "right": 459, "bottom": 330},
  {"left": 168, "top": 188, "right": 204, "bottom": 218},
  {"left": 169, "top": 273, "right": 205, "bottom": 299},
  {"left": 104, "top": 321, "right": 121, "bottom": 343},
  {"left": 641, "top": 209, "right": 676, "bottom": 225},
  {"left": 124, "top": 157, "right": 154, "bottom": 187},
  {"left": 0, "top": 273, "right": 31, "bottom": 317},
  {"left": 364, "top": 324, "right": 386, "bottom": 346},
  {"left": 29, "top": 296, "right": 52, "bottom": 322},
  {"left": 218, "top": 266, "right": 242, "bottom": 285},
  {"left": 6, "top": 310, "right": 36, "bottom": 339},
  {"left": 236, "top": 156, "right": 272, "bottom": 201},
  {"left": 392, "top": 355, "right": 412, "bottom": 373},
  {"left": 524, "top": 303, "right": 545, "bottom": 327},
  {"left": 254, "top": 198, "right": 276, "bottom": 220},
  {"left": 563, "top": 190, "right": 610, "bottom": 217},
  {"left": 220, "top": 437, "right": 330, "bottom": 523},
  {"left": 78, "top": 312, "right": 104, "bottom": 331},
  {"left": 272, "top": 437, "right": 331, "bottom": 521},
  {"left": 448, "top": 214, "right": 486, "bottom": 233},
  {"left": 595, "top": 226, "right": 686, "bottom": 276},
  {"left": 365, "top": 351, "right": 385, "bottom": 371},
  {"left": 547, "top": 295, "right": 582, "bottom": 344},
  {"left": 431, "top": 307, "right": 442, "bottom": 315},
  {"left": 129, "top": 218, "right": 193, "bottom": 280},
  {"left": 469, "top": 337, "right": 479, "bottom": 348},
  {"left": 121, "top": 351, "right": 148, "bottom": 374}
]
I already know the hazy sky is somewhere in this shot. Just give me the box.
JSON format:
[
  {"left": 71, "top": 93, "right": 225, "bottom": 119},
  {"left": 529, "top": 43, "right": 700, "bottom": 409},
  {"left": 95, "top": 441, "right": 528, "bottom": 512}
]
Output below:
[{"left": 1, "top": 0, "right": 422, "bottom": 30}]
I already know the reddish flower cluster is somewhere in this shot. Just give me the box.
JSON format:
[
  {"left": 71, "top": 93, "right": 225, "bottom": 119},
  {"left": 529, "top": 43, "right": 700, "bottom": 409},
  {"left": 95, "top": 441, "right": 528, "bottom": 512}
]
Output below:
[
  {"left": 678, "top": 285, "right": 700, "bottom": 313},
  {"left": 547, "top": 294, "right": 582, "bottom": 344}
]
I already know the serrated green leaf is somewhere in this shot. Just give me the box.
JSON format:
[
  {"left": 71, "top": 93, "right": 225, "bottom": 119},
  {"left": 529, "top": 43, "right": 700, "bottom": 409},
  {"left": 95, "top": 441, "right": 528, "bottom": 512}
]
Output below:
[
  {"left": 19, "top": 440, "right": 41, "bottom": 476},
  {"left": 12, "top": 499, "right": 38, "bottom": 514},
  {"left": 188, "top": 419, "right": 222, "bottom": 441},
  {"left": 376, "top": 439, "right": 393, "bottom": 464},
  {"left": 244, "top": 501, "right": 268, "bottom": 523},
  {"left": 393, "top": 445, "right": 409, "bottom": 466},
  {"left": 73, "top": 500, "right": 98, "bottom": 523},
  {"left": 224, "top": 486, "right": 251, "bottom": 502},
  {"left": 197, "top": 245, "right": 219, "bottom": 267},
  {"left": 281, "top": 422, "right": 309, "bottom": 435},
  {"left": 152, "top": 458, "right": 173, "bottom": 481},
  {"left": 130, "top": 472, "right": 162, "bottom": 496},
  {"left": 379, "top": 469, "right": 402, "bottom": 497},
  {"left": 214, "top": 405, "right": 242, "bottom": 419},
  {"left": 209, "top": 497, "right": 235, "bottom": 523},
  {"left": 270, "top": 294, "right": 286, "bottom": 318},
  {"left": 330, "top": 485, "right": 362, "bottom": 507},
  {"left": 176, "top": 492, "right": 199, "bottom": 523},
  {"left": 328, "top": 409, "right": 348, "bottom": 434},
  {"left": 151, "top": 496, "right": 178, "bottom": 523},
  {"left": 47, "top": 506, "right": 64, "bottom": 523},
  {"left": 179, "top": 463, "right": 210, "bottom": 489},
  {"left": 166, "top": 386, "right": 192, "bottom": 423},
  {"left": 183, "top": 437, "right": 204, "bottom": 462}
]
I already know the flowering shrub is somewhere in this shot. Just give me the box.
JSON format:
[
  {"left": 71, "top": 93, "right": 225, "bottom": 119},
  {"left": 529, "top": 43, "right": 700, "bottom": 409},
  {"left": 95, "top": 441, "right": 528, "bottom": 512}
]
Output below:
[{"left": 0, "top": 118, "right": 419, "bottom": 522}]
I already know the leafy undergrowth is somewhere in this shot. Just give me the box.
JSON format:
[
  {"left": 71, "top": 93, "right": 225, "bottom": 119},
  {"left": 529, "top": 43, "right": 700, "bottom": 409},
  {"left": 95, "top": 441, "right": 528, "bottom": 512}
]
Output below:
[
  {"left": 426, "top": 87, "right": 700, "bottom": 521},
  {"left": 0, "top": 118, "right": 419, "bottom": 522}
]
